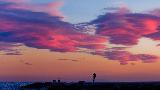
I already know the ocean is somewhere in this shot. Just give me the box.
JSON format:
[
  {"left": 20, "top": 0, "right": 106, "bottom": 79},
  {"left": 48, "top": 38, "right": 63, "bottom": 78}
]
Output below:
[{"left": 0, "top": 82, "right": 32, "bottom": 90}]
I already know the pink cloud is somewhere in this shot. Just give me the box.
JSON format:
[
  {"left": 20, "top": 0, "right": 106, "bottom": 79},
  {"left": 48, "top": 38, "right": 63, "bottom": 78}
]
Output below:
[
  {"left": 1, "top": 0, "right": 65, "bottom": 18},
  {"left": 0, "top": 2, "right": 159, "bottom": 65},
  {"left": 149, "top": 9, "right": 160, "bottom": 16},
  {"left": 104, "top": 51, "right": 159, "bottom": 65},
  {"left": 47, "top": 1, "right": 64, "bottom": 18},
  {"left": 145, "top": 31, "right": 160, "bottom": 40},
  {"left": 115, "top": 6, "right": 131, "bottom": 14},
  {"left": 91, "top": 9, "right": 160, "bottom": 45},
  {"left": 0, "top": 8, "right": 107, "bottom": 53},
  {"left": 0, "top": 42, "right": 19, "bottom": 50},
  {"left": 0, "top": 42, "right": 22, "bottom": 55},
  {"left": 0, "top": 0, "right": 30, "bottom": 3}
]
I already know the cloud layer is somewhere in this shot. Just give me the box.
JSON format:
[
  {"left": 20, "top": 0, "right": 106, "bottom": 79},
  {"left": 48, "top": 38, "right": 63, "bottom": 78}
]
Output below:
[
  {"left": 87, "top": 8, "right": 160, "bottom": 64},
  {"left": 0, "top": 1, "right": 159, "bottom": 65}
]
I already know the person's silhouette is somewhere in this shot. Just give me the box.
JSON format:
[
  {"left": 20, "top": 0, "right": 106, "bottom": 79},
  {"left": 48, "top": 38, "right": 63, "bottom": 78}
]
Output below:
[{"left": 93, "top": 73, "right": 96, "bottom": 84}]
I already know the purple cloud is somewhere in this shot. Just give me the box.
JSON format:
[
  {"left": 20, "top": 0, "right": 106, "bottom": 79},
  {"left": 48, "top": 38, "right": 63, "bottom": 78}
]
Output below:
[
  {"left": 0, "top": 4, "right": 107, "bottom": 53},
  {"left": 91, "top": 8, "right": 160, "bottom": 45},
  {"left": 4, "top": 51, "right": 22, "bottom": 55},
  {"left": 0, "top": 2, "right": 159, "bottom": 65},
  {"left": 19, "top": 60, "right": 32, "bottom": 66},
  {"left": 58, "top": 59, "right": 79, "bottom": 62},
  {"left": 145, "top": 31, "right": 160, "bottom": 40},
  {"left": 0, "top": 42, "right": 22, "bottom": 55},
  {"left": 104, "top": 51, "right": 158, "bottom": 65}
]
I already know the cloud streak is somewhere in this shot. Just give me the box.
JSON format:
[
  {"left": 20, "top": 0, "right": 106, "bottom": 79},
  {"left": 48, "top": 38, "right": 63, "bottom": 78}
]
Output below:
[
  {"left": 0, "top": 42, "right": 22, "bottom": 55},
  {"left": 104, "top": 50, "right": 158, "bottom": 65}
]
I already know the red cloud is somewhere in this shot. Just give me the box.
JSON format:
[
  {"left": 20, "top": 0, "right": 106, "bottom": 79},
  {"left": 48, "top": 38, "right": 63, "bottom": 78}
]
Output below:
[{"left": 143, "top": 19, "right": 158, "bottom": 34}]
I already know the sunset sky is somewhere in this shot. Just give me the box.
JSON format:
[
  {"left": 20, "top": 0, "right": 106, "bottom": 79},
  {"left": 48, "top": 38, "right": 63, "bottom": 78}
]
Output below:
[{"left": 0, "top": 0, "right": 160, "bottom": 82}]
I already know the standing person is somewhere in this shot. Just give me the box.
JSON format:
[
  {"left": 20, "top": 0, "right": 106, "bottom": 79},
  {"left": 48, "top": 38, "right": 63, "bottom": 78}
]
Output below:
[{"left": 93, "top": 73, "right": 96, "bottom": 84}]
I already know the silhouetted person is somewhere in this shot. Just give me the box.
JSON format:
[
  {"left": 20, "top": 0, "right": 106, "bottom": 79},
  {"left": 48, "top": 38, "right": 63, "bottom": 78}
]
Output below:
[{"left": 92, "top": 73, "right": 96, "bottom": 84}]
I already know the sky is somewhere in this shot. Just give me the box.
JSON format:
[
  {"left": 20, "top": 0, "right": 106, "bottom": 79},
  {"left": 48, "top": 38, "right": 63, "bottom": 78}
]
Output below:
[{"left": 0, "top": 0, "right": 160, "bottom": 82}]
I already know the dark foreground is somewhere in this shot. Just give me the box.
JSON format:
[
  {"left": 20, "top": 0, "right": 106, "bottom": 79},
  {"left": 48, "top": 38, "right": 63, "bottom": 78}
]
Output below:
[{"left": 20, "top": 81, "right": 160, "bottom": 90}]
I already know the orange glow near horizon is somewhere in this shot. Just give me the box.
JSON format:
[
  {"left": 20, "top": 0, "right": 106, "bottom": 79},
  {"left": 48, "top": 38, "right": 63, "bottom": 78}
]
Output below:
[
  {"left": 0, "top": 0, "right": 160, "bottom": 82},
  {"left": 0, "top": 38, "right": 160, "bottom": 82}
]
